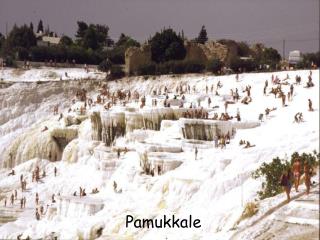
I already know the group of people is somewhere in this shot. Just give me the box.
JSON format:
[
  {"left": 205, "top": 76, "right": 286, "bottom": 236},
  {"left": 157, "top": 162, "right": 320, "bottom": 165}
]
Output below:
[
  {"left": 280, "top": 158, "right": 313, "bottom": 202},
  {"left": 239, "top": 140, "right": 255, "bottom": 148},
  {"left": 3, "top": 165, "right": 60, "bottom": 223},
  {"left": 3, "top": 184, "right": 27, "bottom": 210},
  {"left": 182, "top": 108, "right": 209, "bottom": 119}
]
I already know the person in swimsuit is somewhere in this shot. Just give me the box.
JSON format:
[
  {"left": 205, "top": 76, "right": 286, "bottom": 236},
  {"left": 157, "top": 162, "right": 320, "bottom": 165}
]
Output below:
[{"left": 292, "top": 158, "right": 301, "bottom": 192}]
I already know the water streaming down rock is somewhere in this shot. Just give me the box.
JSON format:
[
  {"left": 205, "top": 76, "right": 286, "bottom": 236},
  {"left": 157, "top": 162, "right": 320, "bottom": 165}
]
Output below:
[
  {"left": 57, "top": 196, "right": 104, "bottom": 218},
  {"left": 101, "top": 111, "right": 126, "bottom": 146},
  {"left": 91, "top": 107, "right": 190, "bottom": 146},
  {"left": 180, "top": 118, "right": 234, "bottom": 141},
  {"left": 2, "top": 126, "right": 78, "bottom": 168},
  {"left": 90, "top": 112, "right": 102, "bottom": 141}
]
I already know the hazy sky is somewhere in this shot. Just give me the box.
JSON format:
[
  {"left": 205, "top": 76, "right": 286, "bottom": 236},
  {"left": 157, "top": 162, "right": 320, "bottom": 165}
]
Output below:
[{"left": 0, "top": 0, "right": 319, "bottom": 56}]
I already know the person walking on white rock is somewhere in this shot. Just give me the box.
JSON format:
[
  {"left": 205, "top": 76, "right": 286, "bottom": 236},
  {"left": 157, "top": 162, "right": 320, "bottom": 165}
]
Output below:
[
  {"left": 195, "top": 147, "right": 198, "bottom": 160},
  {"left": 308, "top": 99, "right": 314, "bottom": 111},
  {"left": 280, "top": 169, "right": 292, "bottom": 202},
  {"left": 10, "top": 193, "right": 14, "bottom": 205},
  {"left": 35, "top": 193, "right": 39, "bottom": 205},
  {"left": 292, "top": 158, "right": 301, "bottom": 192},
  {"left": 304, "top": 162, "right": 312, "bottom": 195}
]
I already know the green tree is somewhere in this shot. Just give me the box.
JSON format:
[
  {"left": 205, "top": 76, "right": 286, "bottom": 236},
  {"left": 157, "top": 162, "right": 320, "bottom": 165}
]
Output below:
[
  {"left": 29, "top": 22, "right": 34, "bottom": 32},
  {"left": 59, "top": 35, "right": 73, "bottom": 46},
  {"left": 105, "top": 33, "right": 140, "bottom": 64},
  {"left": 260, "top": 47, "right": 281, "bottom": 67},
  {"left": 5, "top": 25, "right": 37, "bottom": 53},
  {"left": 115, "top": 33, "right": 140, "bottom": 48},
  {"left": 76, "top": 22, "right": 110, "bottom": 50},
  {"left": 150, "top": 28, "right": 186, "bottom": 63},
  {"left": 196, "top": 25, "right": 208, "bottom": 44},
  {"left": 82, "top": 27, "right": 99, "bottom": 49},
  {"left": 298, "top": 52, "right": 320, "bottom": 68},
  {"left": 206, "top": 58, "right": 223, "bottom": 74},
  {"left": 0, "top": 32, "right": 5, "bottom": 52},
  {"left": 37, "top": 20, "right": 44, "bottom": 33},
  {"left": 230, "top": 57, "right": 257, "bottom": 72},
  {"left": 75, "top": 21, "right": 88, "bottom": 41},
  {"left": 98, "top": 58, "right": 112, "bottom": 72},
  {"left": 237, "top": 41, "right": 251, "bottom": 57},
  {"left": 252, "top": 157, "right": 291, "bottom": 200},
  {"left": 109, "top": 65, "right": 125, "bottom": 79}
]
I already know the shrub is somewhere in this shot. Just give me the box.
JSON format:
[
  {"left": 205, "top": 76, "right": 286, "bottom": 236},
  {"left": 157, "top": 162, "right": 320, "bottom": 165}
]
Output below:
[
  {"left": 4, "top": 56, "right": 17, "bottom": 67},
  {"left": 230, "top": 57, "right": 257, "bottom": 72},
  {"left": 184, "top": 61, "right": 205, "bottom": 73},
  {"left": 105, "top": 47, "right": 125, "bottom": 65},
  {"left": 297, "top": 52, "right": 320, "bottom": 69},
  {"left": 137, "top": 63, "right": 156, "bottom": 76},
  {"left": 171, "top": 61, "right": 186, "bottom": 74},
  {"left": 157, "top": 61, "right": 173, "bottom": 75},
  {"left": 206, "top": 58, "right": 223, "bottom": 74},
  {"left": 98, "top": 59, "right": 112, "bottom": 72},
  {"left": 252, "top": 157, "right": 290, "bottom": 200},
  {"left": 109, "top": 65, "right": 125, "bottom": 79}
]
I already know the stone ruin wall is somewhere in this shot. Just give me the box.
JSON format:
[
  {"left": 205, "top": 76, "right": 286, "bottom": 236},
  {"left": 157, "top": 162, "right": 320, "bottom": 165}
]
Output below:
[
  {"left": 124, "top": 41, "right": 230, "bottom": 75},
  {"left": 125, "top": 44, "right": 151, "bottom": 75}
]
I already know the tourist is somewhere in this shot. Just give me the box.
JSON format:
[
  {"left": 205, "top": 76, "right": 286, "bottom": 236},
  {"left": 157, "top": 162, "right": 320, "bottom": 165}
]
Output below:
[
  {"left": 35, "top": 193, "right": 39, "bottom": 205},
  {"left": 281, "top": 93, "right": 286, "bottom": 107},
  {"left": 113, "top": 181, "right": 117, "bottom": 192},
  {"left": 8, "top": 169, "right": 15, "bottom": 176},
  {"left": 35, "top": 209, "right": 40, "bottom": 220},
  {"left": 292, "top": 158, "right": 301, "bottom": 192},
  {"left": 308, "top": 99, "right": 314, "bottom": 111},
  {"left": 220, "top": 136, "right": 226, "bottom": 149},
  {"left": 117, "top": 148, "right": 121, "bottom": 159},
  {"left": 244, "top": 141, "right": 255, "bottom": 148},
  {"left": 280, "top": 169, "right": 292, "bottom": 202},
  {"left": 208, "top": 97, "right": 211, "bottom": 107},
  {"left": 306, "top": 75, "right": 314, "bottom": 88},
  {"left": 195, "top": 147, "right": 198, "bottom": 160},
  {"left": 290, "top": 84, "right": 294, "bottom": 96},
  {"left": 10, "top": 193, "right": 14, "bottom": 205},
  {"left": 304, "top": 162, "right": 312, "bottom": 195}
]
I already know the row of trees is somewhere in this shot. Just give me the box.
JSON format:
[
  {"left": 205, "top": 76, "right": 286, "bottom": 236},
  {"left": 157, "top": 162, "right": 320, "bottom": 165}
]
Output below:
[
  {"left": 0, "top": 22, "right": 318, "bottom": 78},
  {"left": 0, "top": 21, "right": 141, "bottom": 66}
]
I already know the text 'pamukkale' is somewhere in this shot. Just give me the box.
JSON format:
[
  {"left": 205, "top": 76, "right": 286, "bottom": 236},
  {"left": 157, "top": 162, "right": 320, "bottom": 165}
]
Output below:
[{"left": 126, "top": 215, "right": 201, "bottom": 228}]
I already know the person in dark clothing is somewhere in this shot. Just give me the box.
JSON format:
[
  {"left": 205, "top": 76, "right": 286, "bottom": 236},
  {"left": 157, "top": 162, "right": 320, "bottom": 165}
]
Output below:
[{"left": 280, "top": 169, "right": 292, "bottom": 202}]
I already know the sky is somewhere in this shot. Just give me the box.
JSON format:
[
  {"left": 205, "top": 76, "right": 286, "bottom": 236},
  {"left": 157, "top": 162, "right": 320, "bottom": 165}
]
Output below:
[{"left": 0, "top": 0, "right": 319, "bottom": 57}]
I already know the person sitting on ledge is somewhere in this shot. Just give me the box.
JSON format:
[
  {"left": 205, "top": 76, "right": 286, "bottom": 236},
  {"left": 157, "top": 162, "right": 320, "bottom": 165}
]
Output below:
[
  {"left": 8, "top": 169, "right": 15, "bottom": 176},
  {"left": 244, "top": 141, "right": 256, "bottom": 148}
]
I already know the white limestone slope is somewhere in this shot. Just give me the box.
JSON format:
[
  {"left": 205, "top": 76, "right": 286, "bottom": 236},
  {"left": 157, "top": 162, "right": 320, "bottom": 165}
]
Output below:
[
  {"left": 0, "top": 69, "right": 318, "bottom": 239},
  {"left": 0, "top": 67, "right": 106, "bottom": 82}
]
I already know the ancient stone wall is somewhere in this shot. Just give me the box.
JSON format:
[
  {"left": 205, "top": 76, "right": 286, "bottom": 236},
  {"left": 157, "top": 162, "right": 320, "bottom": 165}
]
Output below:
[
  {"left": 124, "top": 41, "right": 229, "bottom": 74},
  {"left": 125, "top": 45, "right": 151, "bottom": 75},
  {"left": 184, "top": 41, "right": 229, "bottom": 64}
]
